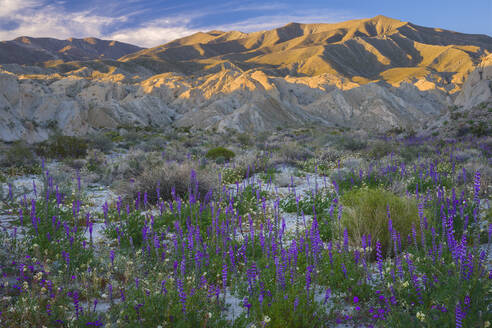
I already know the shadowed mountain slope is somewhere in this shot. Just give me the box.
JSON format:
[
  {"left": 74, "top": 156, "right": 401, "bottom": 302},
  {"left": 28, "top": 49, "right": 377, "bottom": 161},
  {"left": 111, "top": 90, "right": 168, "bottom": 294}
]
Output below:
[{"left": 0, "top": 37, "right": 143, "bottom": 65}]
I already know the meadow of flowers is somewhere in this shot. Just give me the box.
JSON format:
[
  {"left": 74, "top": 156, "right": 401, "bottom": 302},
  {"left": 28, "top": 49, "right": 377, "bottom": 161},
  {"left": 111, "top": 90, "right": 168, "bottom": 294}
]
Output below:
[{"left": 0, "top": 128, "right": 490, "bottom": 327}]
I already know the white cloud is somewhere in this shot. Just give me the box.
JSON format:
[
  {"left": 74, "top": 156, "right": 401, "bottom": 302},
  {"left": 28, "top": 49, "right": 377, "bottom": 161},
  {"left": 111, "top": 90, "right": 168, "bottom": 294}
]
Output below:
[
  {"left": 0, "top": 0, "right": 127, "bottom": 41},
  {"left": 0, "top": 0, "right": 41, "bottom": 17},
  {"left": 0, "top": 0, "right": 357, "bottom": 48},
  {"left": 109, "top": 26, "right": 199, "bottom": 48}
]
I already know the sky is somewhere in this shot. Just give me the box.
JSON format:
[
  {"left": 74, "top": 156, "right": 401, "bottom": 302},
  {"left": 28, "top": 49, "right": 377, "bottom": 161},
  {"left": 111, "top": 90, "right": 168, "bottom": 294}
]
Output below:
[{"left": 0, "top": 0, "right": 490, "bottom": 48}]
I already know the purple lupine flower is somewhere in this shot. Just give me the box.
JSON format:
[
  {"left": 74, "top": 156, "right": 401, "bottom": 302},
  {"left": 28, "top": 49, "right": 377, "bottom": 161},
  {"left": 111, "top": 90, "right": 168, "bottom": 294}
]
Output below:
[
  {"left": 305, "top": 265, "right": 314, "bottom": 296},
  {"left": 455, "top": 304, "right": 463, "bottom": 328},
  {"left": 473, "top": 171, "right": 480, "bottom": 205},
  {"left": 353, "top": 296, "right": 360, "bottom": 311},
  {"left": 243, "top": 297, "right": 251, "bottom": 316},
  {"left": 222, "top": 262, "right": 228, "bottom": 292},
  {"left": 341, "top": 262, "right": 347, "bottom": 278},
  {"left": 177, "top": 278, "right": 186, "bottom": 313},
  {"left": 376, "top": 241, "right": 383, "bottom": 279},
  {"left": 294, "top": 296, "right": 299, "bottom": 311},
  {"left": 323, "top": 288, "right": 331, "bottom": 305},
  {"left": 77, "top": 171, "right": 81, "bottom": 192},
  {"left": 343, "top": 228, "right": 349, "bottom": 252}
]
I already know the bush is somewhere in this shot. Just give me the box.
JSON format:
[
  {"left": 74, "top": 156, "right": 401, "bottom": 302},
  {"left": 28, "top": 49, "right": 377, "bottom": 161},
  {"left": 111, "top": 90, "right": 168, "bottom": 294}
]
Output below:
[
  {"left": 1, "top": 141, "right": 36, "bottom": 168},
  {"left": 36, "top": 135, "right": 88, "bottom": 158},
  {"left": 341, "top": 187, "right": 419, "bottom": 256},
  {"left": 124, "top": 161, "right": 217, "bottom": 204},
  {"left": 368, "top": 140, "right": 394, "bottom": 159},
  {"left": 336, "top": 135, "right": 368, "bottom": 151},
  {"left": 236, "top": 133, "right": 253, "bottom": 147},
  {"left": 399, "top": 145, "right": 432, "bottom": 163},
  {"left": 278, "top": 141, "right": 313, "bottom": 163},
  {"left": 88, "top": 133, "right": 114, "bottom": 153},
  {"left": 205, "top": 147, "right": 235, "bottom": 161}
]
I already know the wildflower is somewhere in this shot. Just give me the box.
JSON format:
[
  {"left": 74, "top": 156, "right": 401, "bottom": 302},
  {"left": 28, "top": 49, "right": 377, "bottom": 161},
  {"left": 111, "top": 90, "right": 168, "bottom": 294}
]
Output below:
[
  {"left": 416, "top": 311, "right": 425, "bottom": 322},
  {"left": 376, "top": 240, "right": 383, "bottom": 279},
  {"left": 264, "top": 315, "right": 271, "bottom": 323}
]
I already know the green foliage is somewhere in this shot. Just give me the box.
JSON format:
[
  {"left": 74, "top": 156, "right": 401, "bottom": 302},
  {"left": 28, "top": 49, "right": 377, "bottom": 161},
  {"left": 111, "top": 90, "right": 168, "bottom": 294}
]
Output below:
[
  {"left": 233, "top": 185, "right": 268, "bottom": 216},
  {"left": 221, "top": 167, "right": 246, "bottom": 185},
  {"left": 24, "top": 199, "right": 94, "bottom": 274},
  {"left": 236, "top": 133, "right": 253, "bottom": 147},
  {"left": 470, "top": 121, "right": 489, "bottom": 137},
  {"left": 206, "top": 147, "right": 236, "bottom": 161},
  {"left": 1, "top": 141, "right": 37, "bottom": 169},
  {"left": 280, "top": 189, "right": 334, "bottom": 217},
  {"left": 341, "top": 187, "right": 419, "bottom": 254},
  {"left": 336, "top": 136, "right": 368, "bottom": 151},
  {"left": 36, "top": 135, "right": 88, "bottom": 159},
  {"left": 88, "top": 133, "right": 114, "bottom": 153},
  {"left": 258, "top": 167, "right": 278, "bottom": 183},
  {"left": 368, "top": 141, "right": 394, "bottom": 159},
  {"left": 406, "top": 171, "right": 452, "bottom": 194}
]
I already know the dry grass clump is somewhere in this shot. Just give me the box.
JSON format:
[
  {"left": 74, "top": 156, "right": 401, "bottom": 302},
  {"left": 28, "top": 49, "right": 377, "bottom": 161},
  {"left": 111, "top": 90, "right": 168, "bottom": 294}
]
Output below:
[
  {"left": 278, "top": 141, "right": 313, "bottom": 164},
  {"left": 341, "top": 187, "right": 420, "bottom": 256},
  {"left": 122, "top": 160, "right": 218, "bottom": 204}
]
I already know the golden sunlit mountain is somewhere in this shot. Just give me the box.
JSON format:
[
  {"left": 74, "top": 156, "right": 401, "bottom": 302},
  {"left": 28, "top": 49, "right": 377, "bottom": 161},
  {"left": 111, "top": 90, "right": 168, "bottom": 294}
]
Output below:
[
  {"left": 0, "top": 15, "right": 490, "bottom": 142},
  {"left": 120, "top": 15, "right": 491, "bottom": 89}
]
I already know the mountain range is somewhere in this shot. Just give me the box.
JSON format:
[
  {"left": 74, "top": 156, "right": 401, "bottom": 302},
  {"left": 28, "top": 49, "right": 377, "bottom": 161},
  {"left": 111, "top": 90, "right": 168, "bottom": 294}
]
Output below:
[
  {"left": 0, "top": 36, "right": 142, "bottom": 65},
  {"left": 0, "top": 15, "right": 491, "bottom": 142}
]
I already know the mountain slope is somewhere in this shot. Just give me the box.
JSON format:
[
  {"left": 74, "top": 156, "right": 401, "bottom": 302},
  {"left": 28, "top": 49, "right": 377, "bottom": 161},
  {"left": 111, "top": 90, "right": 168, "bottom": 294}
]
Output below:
[
  {"left": 0, "top": 15, "right": 491, "bottom": 142},
  {"left": 0, "top": 37, "right": 143, "bottom": 65},
  {"left": 120, "top": 15, "right": 491, "bottom": 87}
]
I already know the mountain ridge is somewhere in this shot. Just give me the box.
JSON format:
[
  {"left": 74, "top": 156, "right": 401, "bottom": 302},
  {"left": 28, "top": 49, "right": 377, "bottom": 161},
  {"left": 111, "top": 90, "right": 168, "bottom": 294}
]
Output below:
[
  {"left": 0, "top": 36, "right": 143, "bottom": 65},
  {"left": 0, "top": 15, "right": 490, "bottom": 142}
]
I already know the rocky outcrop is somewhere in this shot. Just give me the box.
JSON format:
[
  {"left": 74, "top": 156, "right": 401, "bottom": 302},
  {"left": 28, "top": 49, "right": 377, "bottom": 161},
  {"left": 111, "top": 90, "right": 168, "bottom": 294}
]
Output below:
[
  {"left": 455, "top": 54, "right": 492, "bottom": 108},
  {"left": 0, "top": 66, "right": 450, "bottom": 142}
]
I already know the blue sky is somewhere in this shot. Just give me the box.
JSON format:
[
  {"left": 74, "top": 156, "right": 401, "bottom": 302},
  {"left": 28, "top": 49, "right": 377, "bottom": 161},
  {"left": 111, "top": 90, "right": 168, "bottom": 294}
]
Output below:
[{"left": 0, "top": 0, "right": 490, "bottom": 47}]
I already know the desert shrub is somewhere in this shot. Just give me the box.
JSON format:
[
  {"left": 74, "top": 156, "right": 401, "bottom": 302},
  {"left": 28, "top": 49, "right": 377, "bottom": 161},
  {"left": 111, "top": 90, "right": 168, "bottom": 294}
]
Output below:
[
  {"left": 36, "top": 135, "right": 88, "bottom": 158},
  {"left": 278, "top": 141, "right": 313, "bottom": 163},
  {"left": 205, "top": 147, "right": 235, "bottom": 161},
  {"left": 138, "top": 136, "right": 167, "bottom": 152},
  {"left": 215, "top": 156, "right": 226, "bottom": 164},
  {"left": 88, "top": 133, "right": 114, "bottom": 153},
  {"left": 335, "top": 135, "right": 368, "bottom": 151},
  {"left": 86, "top": 150, "right": 106, "bottom": 174},
  {"left": 65, "top": 158, "right": 86, "bottom": 170},
  {"left": 470, "top": 122, "right": 489, "bottom": 137},
  {"left": 221, "top": 166, "right": 246, "bottom": 184},
  {"left": 124, "top": 161, "right": 217, "bottom": 204},
  {"left": 341, "top": 187, "right": 419, "bottom": 255},
  {"left": 368, "top": 140, "right": 394, "bottom": 159},
  {"left": 399, "top": 144, "right": 433, "bottom": 163},
  {"left": 1, "top": 141, "right": 36, "bottom": 168},
  {"left": 236, "top": 133, "right": 253, "bottom": 147}
]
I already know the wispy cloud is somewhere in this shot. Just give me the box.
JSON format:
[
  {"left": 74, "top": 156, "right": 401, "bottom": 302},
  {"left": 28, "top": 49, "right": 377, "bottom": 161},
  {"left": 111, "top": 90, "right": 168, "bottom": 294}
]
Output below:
[
  {"left": 109, "top": 26, "right": 199, "bottom": 48},
  {"left": 0, "top": 0, "right": 127, "bottom": 40},
  {"left": 0, "top": 0, "right": 356, "bottom": 47},
  {"left": 209, "top": 10, "right": 357, "bottom": 33}
]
